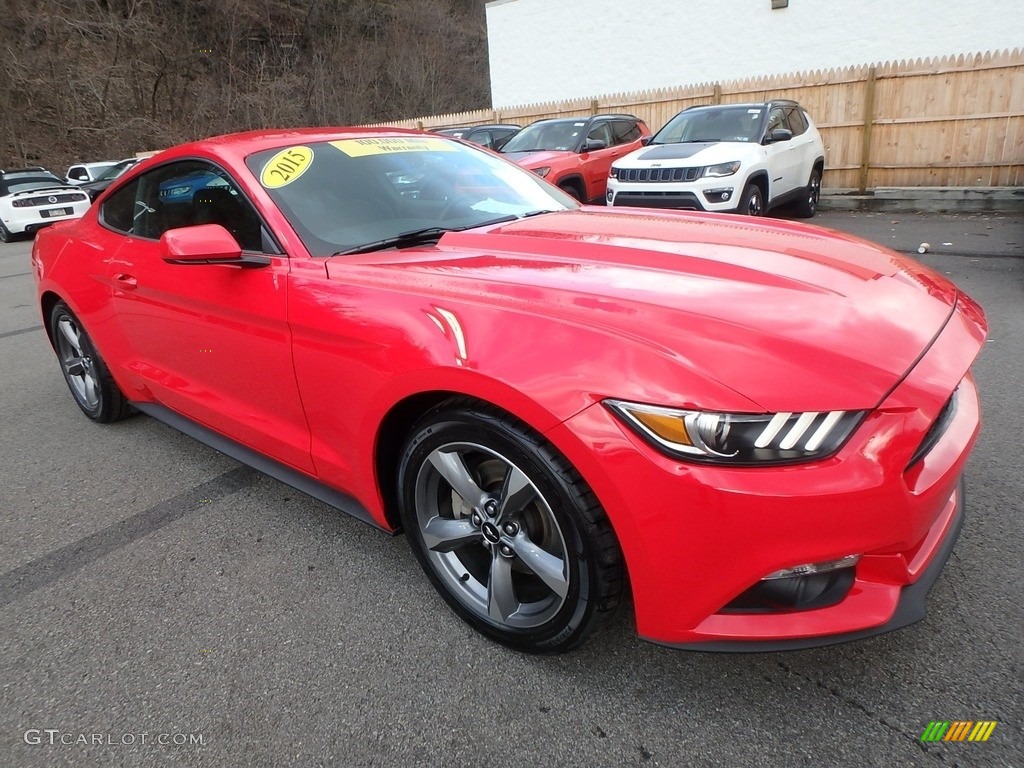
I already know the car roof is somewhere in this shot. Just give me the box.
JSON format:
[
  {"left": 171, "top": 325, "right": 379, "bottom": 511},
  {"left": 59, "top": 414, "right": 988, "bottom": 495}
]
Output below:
[
  {"left": 529, "top": 114, "right": 640, "bottom": 125},
  {"left": 435, "top": 124, "right": 520, "bottom": 131},
  {"left": 682, "top": 100, "right": 802, "bottom": 112},
  {"left": 0, "top": 166, "right": 51, "bottom": 177}
]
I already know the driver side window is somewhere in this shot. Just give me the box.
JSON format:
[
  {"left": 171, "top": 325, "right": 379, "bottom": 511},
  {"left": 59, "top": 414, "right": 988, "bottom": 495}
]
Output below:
[
  {"left": 766, "top": 108, "right": 790, "bottom": 134},
  {"left": 586, "top": 122, "right": 614, "bottom": 147},
  {"left": 101, "top": 161, "right": 268, "bottom": 252}
]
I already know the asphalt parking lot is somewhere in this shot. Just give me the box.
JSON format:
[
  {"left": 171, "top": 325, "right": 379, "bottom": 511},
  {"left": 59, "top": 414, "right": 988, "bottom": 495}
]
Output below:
[{"left": 1, "top": 211, "right": 1021, "bottom": 768}]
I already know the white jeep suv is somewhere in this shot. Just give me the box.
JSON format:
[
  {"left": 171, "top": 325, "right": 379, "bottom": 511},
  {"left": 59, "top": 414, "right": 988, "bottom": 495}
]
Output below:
[
  {"left": 0, "top": 169, "right": 91, "bottom": 242},
  {"left": 607, "top": 100, "right": 825, "bottom": 217}
]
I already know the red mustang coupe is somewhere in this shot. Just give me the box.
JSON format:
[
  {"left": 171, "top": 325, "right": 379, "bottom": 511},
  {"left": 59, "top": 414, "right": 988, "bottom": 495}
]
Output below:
[{"left": 32, "top": 129, "right": 986, "bottom": 653}]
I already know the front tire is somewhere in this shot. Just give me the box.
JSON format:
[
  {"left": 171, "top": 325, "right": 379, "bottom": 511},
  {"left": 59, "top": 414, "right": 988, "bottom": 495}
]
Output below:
[
  {"left": 397, "top": 399, "right": 624, "bottom": 653},
  {"left": 738, "top": 183, "right": 765, "bottom": 216},
  {"left": 792, "top": 167, "right": 821, "bottom": 218},
  {"left": 558, "top": 181, "right": 584, "bottom": 202},
  {"left": 49, "top": 301, "right": 132, "bottom": 422}
]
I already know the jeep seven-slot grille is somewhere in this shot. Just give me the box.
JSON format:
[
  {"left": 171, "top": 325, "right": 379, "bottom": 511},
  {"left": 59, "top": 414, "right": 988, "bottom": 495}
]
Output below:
[{"left": 616, "top": 167, "right": 703, "bottom": 183}]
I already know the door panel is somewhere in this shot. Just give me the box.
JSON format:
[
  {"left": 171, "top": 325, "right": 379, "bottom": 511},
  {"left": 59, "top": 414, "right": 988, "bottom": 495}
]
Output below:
[{"left": 101, "top": 160, "right": 314, "bottom": 472}]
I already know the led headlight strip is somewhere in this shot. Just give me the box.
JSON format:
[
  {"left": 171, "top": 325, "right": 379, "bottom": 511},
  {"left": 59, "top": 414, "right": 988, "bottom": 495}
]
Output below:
[{"left": 605, "top": 400, "right": 865, "bottom": 465}]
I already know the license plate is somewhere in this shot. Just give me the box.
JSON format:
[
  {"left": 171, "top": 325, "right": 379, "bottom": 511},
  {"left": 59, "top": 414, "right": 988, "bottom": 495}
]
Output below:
[{"left": 41, "top": 208, "right": 72, "bottom": 218}]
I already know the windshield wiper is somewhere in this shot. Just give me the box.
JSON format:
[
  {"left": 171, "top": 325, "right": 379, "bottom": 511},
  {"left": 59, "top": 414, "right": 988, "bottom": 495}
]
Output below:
[
  {"left": 335, "top": 211, "right": 560, "bottom": 256},
  {"left": 335, "top": 227, "right": 456, "bottom": 256}
]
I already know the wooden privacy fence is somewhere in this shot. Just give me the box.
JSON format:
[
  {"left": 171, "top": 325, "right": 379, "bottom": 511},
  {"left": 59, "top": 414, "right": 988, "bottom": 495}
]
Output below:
[{"left": 371, "top": 49, "right": 1024, "bottom": 192}]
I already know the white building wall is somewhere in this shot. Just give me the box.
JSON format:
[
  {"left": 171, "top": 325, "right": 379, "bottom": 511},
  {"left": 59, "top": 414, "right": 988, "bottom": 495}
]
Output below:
[{"left": 486, "top": 0, "right": 1024, "bottom": 107}]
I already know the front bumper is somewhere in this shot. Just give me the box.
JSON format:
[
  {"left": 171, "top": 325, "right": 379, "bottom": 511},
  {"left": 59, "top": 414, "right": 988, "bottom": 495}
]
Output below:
[
  {"left": 673, "top": 478, "right": 965, "bottom": 651},
  {"left": 607, "top": 177, "right": 740, "bottom": 212},
  {"left": 546, "top": 300, "right": 984, "bottom": 649}
]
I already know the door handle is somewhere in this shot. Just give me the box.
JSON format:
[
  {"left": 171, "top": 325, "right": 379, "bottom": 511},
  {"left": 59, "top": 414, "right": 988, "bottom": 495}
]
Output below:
[{"left": 115, "top": 273, "right": 138, "bottom": 289}]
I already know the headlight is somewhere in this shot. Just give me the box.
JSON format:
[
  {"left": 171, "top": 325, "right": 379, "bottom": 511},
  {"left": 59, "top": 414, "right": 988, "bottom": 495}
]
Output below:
[
  {"left": 605, "top": 400, "right": 865, "bottom": 465},
  {"left": 608, "top": 167, "right": 618, "bottom": 178},
  {"left": 532, "top": 167, "right": 551, "bottom": 178},
  {"left": 703, "top": 161, "right": 741, "bottom": 178}
]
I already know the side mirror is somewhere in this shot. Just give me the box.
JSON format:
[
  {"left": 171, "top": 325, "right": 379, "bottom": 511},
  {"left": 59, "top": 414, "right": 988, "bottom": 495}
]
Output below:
[
  {"left": 767, "top": 128, "right": 793, "bottom": 143},
  {"left": 581, "top": 139, "right": 607, "bottom": 153},
  {"left": 639, "top": 136, "right": 653, "bottom": 146},
  {"left": 160, "top": 224, "right": 269, "bottom": 267}
]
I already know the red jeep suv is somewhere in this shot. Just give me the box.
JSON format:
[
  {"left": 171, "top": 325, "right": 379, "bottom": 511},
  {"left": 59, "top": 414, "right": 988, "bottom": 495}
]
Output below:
[{"left": 500, "top": 114, "right": 650, "bottom": 203}]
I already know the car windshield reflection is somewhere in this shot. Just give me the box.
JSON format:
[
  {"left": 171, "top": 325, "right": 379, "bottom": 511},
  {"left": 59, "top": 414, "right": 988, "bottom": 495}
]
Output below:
[
  {"left": 651, "top": 107, "right": 764, "bottom": 145},
  {"left": 246, "top": 136, "right": 577, "bottom": 256},
  {"left": 500, "top": 120, "right": 585, "bottom": 153}
]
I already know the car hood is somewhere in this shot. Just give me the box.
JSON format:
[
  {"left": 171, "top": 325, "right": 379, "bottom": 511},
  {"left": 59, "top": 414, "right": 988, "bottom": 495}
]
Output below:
[
  {"left": 332, "top": 210, "right": 962, "bottom": 413},
  {"left": 502, "top": 150, "right": 573, "bottom": 168},
  {"left": 616, "top": 141, "right": 759, "bottom": 168}
]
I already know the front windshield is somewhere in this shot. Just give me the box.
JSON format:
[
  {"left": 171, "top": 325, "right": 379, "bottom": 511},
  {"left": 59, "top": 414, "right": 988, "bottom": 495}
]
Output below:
[
  {"left": 94, "top": 160, "right": 135, "bottom": 182},
  {"left": 500, "top": 120, "right": 585, "bottom": 153},
  {"left": 1, "top": 176, "right": 66, "bottom": 195},
  {"left": 651, "top": 106, "right": 765, "bottom": 145},
  {"left": 246, "top": 136, "right": 576, "bottom": 257}
]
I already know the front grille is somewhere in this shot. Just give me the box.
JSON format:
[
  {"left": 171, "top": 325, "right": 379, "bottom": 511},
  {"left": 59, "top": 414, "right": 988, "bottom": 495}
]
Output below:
[
  {"left": 616, "top": 167, "right": 703, "bottom": 183},
  {"left": 13, "top": 193, "right": 86, "bottom": 208},
  {"left": 907, "top": 389, "right": 958, "bottom": 468}
]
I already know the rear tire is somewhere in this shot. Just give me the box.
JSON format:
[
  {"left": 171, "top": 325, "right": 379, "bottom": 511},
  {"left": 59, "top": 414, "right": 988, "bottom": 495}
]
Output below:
[
  {"left": 0, "top": 221, "right": 14, "bottom": 243},
  {"left": 792, "top": 167, "right": 821, "bottom": 218},
  {"left": 397, "top": 399, "right": 624, "bottom": 653},
  {"left": 49, "top": 300, "right": 132, "bottom": 422}
]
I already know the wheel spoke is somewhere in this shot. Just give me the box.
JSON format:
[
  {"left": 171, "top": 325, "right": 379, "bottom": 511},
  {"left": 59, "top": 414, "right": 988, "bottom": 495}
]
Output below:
[
  {"left": 427, "top": 448, "right": 486, "bottom": 507},
  {"left": 495, "top": 465, "right": 536, "bottom": 522},
  {"left": 83, "top": 373, "right": 98, "bottom": 406},
  {"left": 486, "top": 553, "right": 518, "bottom": 622},
  {"left": 421, "top": 515, "right": 481, "bottom": 553},
  {"left": 57, "top": 318, "right": 82, "bottom": 353},
  {"left": 511, "top": 534, "right": 568, "bottom": 598}
]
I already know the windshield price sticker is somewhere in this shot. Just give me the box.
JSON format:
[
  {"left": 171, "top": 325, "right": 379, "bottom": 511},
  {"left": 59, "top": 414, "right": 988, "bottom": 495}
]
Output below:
[
  {"left": 260, "top": 146, "right": 314, "bottom": 188},
  {"left": 329, "top": 137, "right": 458, "bottom": 157}
]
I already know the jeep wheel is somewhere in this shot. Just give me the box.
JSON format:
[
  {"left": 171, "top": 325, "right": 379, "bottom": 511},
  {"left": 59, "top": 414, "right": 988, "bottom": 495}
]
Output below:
[
  {"left": 738, "top": 183, "right": 765, "bottom": 216},
  {"left": 793, "top": 168, "right": 821, "bottom": 218},
  {"left": 558, "top": 182, "right": 584, "bottom": 202}
]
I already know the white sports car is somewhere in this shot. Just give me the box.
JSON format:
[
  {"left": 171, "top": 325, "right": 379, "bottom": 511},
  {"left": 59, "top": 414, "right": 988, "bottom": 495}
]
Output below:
[{"left": 0, "top": 168, "right": 91, "bottom": 242}]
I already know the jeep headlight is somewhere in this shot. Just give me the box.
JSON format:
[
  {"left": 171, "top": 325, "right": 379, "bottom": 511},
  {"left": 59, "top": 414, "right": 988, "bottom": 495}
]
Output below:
[
  {"left": 606, "top": 400, "right": 865, "bottom": 465},
  {"left": 703, "top": 161, "right": 741, "bottom": 178}
]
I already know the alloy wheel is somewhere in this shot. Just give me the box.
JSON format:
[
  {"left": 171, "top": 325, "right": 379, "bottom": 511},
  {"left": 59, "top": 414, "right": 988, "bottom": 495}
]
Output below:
[{"left": 413, "top": 441, "right": 570, "bottom": 629}]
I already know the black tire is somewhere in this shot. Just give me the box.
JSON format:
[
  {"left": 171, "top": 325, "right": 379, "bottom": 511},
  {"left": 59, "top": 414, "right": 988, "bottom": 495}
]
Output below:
[
  {"left": 397, "top": 398, "right": 624, "bottom": 653},
  {"left": 792, "top": 167, "right": 821, "bottom": 218},
  {"left": 0, "top": 221, "right": 14, "bottom": 243},
  {"left": 738, "top": 182, "right": 765, "bottom": 216},
  {"left": 558, "top": 182, "right": 584, "bottom": 202},
  {"left": 49, "top": 300, "right": 132, "bottom": 422}
]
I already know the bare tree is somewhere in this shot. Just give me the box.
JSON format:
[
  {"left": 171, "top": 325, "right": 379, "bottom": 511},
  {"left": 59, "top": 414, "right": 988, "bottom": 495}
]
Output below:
[{"left": 0, "top": 0, "right": 489, "bottom": 171}]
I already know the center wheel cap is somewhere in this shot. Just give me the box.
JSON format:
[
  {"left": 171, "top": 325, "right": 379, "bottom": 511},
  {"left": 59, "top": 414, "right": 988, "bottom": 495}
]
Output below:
[{"left": 481, "top": 521, "right": 501, "bottom": 544}]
